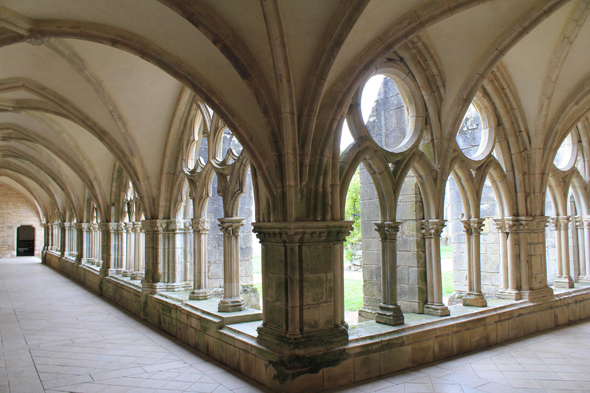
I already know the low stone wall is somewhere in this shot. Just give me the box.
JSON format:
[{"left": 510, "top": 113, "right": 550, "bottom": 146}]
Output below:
[{"left": 44, "top": 251, "right": 590, "bottom": 392}]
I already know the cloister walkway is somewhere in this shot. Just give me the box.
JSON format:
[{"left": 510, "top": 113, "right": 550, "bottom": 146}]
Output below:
[
  {"left": 0, "top": 257, "right": 268, "bottom": 393},
  {"left": 2, "top": 258, "right": 590, "bottom": 392}
]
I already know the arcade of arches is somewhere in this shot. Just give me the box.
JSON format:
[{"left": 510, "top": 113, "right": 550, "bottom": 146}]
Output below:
[{"left": 5, "top": 1, "right": 590, "bottom": 391}]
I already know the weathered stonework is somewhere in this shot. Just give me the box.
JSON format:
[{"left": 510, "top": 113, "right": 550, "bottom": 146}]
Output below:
[{"left": 0, "top": 185, "right": 42, "bottom": 258}]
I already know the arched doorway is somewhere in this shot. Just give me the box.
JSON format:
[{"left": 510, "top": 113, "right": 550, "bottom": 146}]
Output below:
[{"left": 16, "top": 226, "right": 35, "bottom": 256}]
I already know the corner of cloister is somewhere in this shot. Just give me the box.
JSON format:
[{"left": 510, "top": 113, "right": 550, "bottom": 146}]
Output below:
[{"left": 3, "top": 1, "right": 590, "bottom": 392}]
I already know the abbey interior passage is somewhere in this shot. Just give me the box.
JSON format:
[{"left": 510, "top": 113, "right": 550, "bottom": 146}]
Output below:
[{"left": 7, "top": 1, "right": 590, "bottom": 392}]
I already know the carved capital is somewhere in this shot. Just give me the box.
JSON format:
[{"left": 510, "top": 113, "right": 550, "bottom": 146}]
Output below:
[
  {"left": 421, "top": 219, "right": 446, "bottom": 238},
  {"left": 141, "top": 219, "right": 186, "bottom": 233},
  {"left": 374, "top": 221, "right": 402, "bottom": 241},
  {"left": 191, "top": 218, "right": 210, "bottom": 234},
  {"left": 493, "top": 218, "right": 506, "bottom": 233},
  {"left": 100, "top": 222, "right": 125, "bottom": 232},
  {"left": 253, "top": 221, "right": 354, "bottom": 244},
  {"left": 74, "top": 223, "right": 90, "bottom": 231},
  {"left": 218, "top": 218, "right": 244, "bottom": 236},
  {"left": 461, "top": 218, "right": 485, "bottom": 235},
  {"left": 504, "top": 216, "right": 548, "bottom": 233}
]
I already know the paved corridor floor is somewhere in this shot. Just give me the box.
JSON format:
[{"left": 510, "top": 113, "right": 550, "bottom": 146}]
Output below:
[
  {"left": 3, "top": 258, "right": 590, "bottom": 392},
  {"left": 0, "top": 258, "right": 268, "bottom": 393}
]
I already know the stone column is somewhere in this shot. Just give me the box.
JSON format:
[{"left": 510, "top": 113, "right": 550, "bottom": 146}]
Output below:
[
  {"left": 581, "top": 216, "right": 590, "bottom": 282},
  {"left": 183, "top": 222, "right": 192, "bottom": 283},
  {"left": 99, "top": 222, "right": 125, "bottom": 276},
  {"left": 576, "top": 217, "right": 585, "bottom": 279},
  {"left": 505, "top": 216, "right": 553, "bottom": 301},
  {"left": 253, "top": 221, "right": 353, "bottom": 349},
  {"left": 494, "top": 219, "right": 509, "bottom": 295},
  {"left": 189, "top": 218, "right": 211, "bottom": 300},
  {"left": 41, "top": 223, "right": 49, "bottom": 257},
  {"left": 555, "top": 216, "right": 574, "bottom": 288},
  {"left": 462, "top": 218, "right": 487, "bottom": 307},
  {"left": 218, "top": 218, "right": 245, "bottom": 312},
  {"left": 374, "top": 221, "right": 404, "bottom": 326},
  {"left": 74, "top": 223, "right": 88, "bottom": 265},
  {"left": 122, "top": 222, "right": 134, "bottom": 277},
  {"left": 421, "top": 220, "right": 450, "bottom": 317},
  {"left": 549, "top": 217, "right": 563, "bottom": 279},
  {"left": 59, "top": 222, "right": 67, "bottom": 257},
  {"left": 142, "top": 220, "right": 190, "bottom": 293},
  {"left": 131, "top": 222, "right": 144, "bottom": 280}
]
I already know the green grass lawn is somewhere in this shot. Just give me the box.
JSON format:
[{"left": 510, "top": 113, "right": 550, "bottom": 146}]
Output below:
[
  {"left": 442, "top": 270, "right": 454, "bottom": 295},
  {"left": 440, "top": 245, "right": 453, "bottom": 259},
  {"left": 344, "top": 279, "right": 364, "bottom": 311}
]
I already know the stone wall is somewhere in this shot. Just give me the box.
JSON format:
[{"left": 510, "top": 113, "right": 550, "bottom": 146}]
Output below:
[
  {"left": 0, "top": 185, "right": 42, "bottom": 258},
  {"left": 359, "top": 77, "right": 425, "bottom": 316}
]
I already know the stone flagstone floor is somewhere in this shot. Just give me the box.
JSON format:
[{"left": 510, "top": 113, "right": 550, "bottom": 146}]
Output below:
[
  {"left": 0, "top": 257, "right": 269, "bottom": 393},
  {"left": 2, "top": 257, "right": 590, "bottom": 392}
]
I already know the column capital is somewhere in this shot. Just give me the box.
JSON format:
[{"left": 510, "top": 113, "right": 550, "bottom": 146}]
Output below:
[
  {"left": 74, "top": 223, "right": 91, "bottom": 231},
  {"left": 191, "top": 217, "right": 210, "bottom": 234},
  {"left": 100, "top": 222, "right": 125, "bottom": 232},
  {"left": 123, "top": 221, "right": 135, "bottom": 231},
  {"left": 420, "top": 219, "right": 446, "bottom": 238},
  {"left": 141, "top": 219, "right": 187, "bottom": 233},
  {"left": 460, "top": 218, "right": 485, "bottom": 235},
  {"left": 582, "top": 215, "right": 590, "bottom": 228},
  {"left": 252, "top": 220, "right": 353, "bottom": 244},
  {"left": 374, "top": 221, "right": 402, "bottom": 241},
  {"left": 575, "top": 216, "right": 585, "bottom": 229},
  {"left": 493, "top": 218, "right": 506, "bottom": 232},
  {"left": 504, "top": 216, "right": 548, "bottom": 233},
  {"left": 218, "top": 217, "right": 244, "bottom": 236}
]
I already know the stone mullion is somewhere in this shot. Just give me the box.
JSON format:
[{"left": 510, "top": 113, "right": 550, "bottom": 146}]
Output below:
[
  {"left": 131, "top": 222, "right": 143, "bottom": 280},
  {"left": 374, "top": 221, "right": 404, "bottom": 326},
  {"left": 183, "top": 222, "right": 192, "bottom": 283},
  {"left": 461, "top": 219, "right": 487, "bottom": 307},
  {"left": 493, "top": 219, "right": 509, "bottom": 294},
  {"left": 253, "top": 221, "right": 352, "bottom": 349},
  {"left": 59, "top": 223, "right": 67, "bottom": 257},
  {"left": 555, "top": 216, "right": 574, "bottom": 288},
  {"left": 576, "top": 216, "right": 586, "bottom": 281},
  {"left": 218, "top": 218, "right": 245, "bottom": 312},
  {"left": 421, "top": 220, "right": 450, "bottom": 317},
  {"left": 581, "top": 217, "right": 590, "bottom": 282},
  {"left": 550, "top": 218, "right": 563, "bottom": 279},
  {"left": 189, "top": 218, "right": 211, "bottom": 300},
  {"left": 123, "top": 222, "right": 134, "bottom": 277},
  {"left": 461, "top": 220, "right": 474, "bottom": 294}
]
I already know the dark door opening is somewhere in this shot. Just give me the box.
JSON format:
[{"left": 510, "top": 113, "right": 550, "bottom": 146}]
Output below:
[{"left": 17, "top": 225, "right": 35, "bottom": 256}]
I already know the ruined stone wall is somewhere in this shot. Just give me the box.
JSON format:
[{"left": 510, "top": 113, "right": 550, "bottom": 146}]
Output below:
[
  {"left": 359, "top": 77, "right": 425, "bottom": 316},
  {"left": 0, "top": 185, "right": 42, "bottom": 258}
]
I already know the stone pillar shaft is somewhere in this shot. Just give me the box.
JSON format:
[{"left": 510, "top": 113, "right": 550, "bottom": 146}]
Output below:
[
  {"left": 99, "top": 222, "right": 125, "bottom": 276},
  {"left": 583, "top": 217, "right": 590, "bottom": 281},
  {"left": 253, "top": 221, "right": 353, "bottom": 349},
  {"left": 218, "top": 218, "right": 245, "bottom": 312},
  {"left": 421, "top": 220, "right": 450, "bottom": 317},
  {"left": 374, "top": 221, "right": 404, "bottom": 326},
  {"left": 141, "top": 220, "right": 190, "bottom": 293},
  {"left": 576, "top": 218, "right": 585, "bottom": 278},
  {"left": 555, "top": 216, "right": 574, "bottom": 288},
  {"left": 461, "top": 218, "right": 487, "bottom": 307},
  {"left": 189, "top": 218, "right": 211, "bottom": 300},
  {"left": 123, "top": 222, "right": 134, "bottom": 277}
]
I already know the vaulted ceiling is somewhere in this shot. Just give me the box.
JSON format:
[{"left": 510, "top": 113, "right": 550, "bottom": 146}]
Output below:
[{"left": 0, "top": 0, "right": 586, "bottom": 222}]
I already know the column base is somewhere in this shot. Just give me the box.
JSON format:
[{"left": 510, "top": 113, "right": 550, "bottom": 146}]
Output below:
[
  {"left": 257, "top": 324, "right": 348, "bottom": 352},
  {"left": 520, "top": 286, "right": 554, "bottom": 302},
  {"left": 577, "top": 276, "right": 590, "bottom": 283},
  {"left": 130, "top": 271, "right": 143, "bottom": 280},
  {"left": 447, "top": 291, "right": 465, "bottom": 306},
  {"left": 189, "top": 289, "right": 211, "bottom": 300},
  {"left": 462, "top": 293, "right": 487, "bottom": 307},
  {"left": 142, "top": 281, "right": 191, "bottom": 294},
  {"left": 218, "top": 297, "right": 245, "bottom": 312},
  {"left": 496, "top": 289, "right": 521, "bottom": 300},
  {"left": 357, "top": 308, "right": 377, "bottom": 322},
  {"left": 375, "top": 303, "right": 404, "bottom": 326},
  {"left": 424, "top": 304, "right": 450, "bottom": 317},
  {"left": 554, "top": 276, "right": 574, "bottom": 289},
  {"left": 121, "top": 270, "right": 133, "bottom": 277}
]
